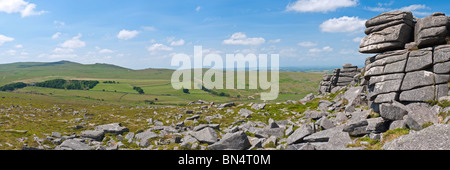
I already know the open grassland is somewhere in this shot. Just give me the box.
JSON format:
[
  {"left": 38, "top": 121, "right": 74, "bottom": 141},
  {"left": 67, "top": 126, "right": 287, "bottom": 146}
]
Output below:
[{"left": 0, "top": 61, "right": 324, "bottom": 105}]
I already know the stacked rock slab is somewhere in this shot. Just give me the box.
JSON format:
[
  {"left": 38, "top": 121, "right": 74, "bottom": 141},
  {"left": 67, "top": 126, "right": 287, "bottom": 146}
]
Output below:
[
  {"left": 319, "top": 64, "right": 361, "bottom": 94},
  {"left": 360, "top": 11, "right": 414, "bottom": 54},
  {"left": 360, "top": 11, "right": 450, "bottom": 112}
]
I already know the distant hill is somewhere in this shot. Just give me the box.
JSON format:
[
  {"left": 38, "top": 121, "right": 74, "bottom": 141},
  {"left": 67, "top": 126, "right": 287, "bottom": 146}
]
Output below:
[{"left": 0, "top": 61, "right": 174, "bottom": 86}]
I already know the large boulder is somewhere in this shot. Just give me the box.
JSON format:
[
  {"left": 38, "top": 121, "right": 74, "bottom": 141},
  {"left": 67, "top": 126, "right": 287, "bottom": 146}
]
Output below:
[
  {"left": 380, "top": 101, "right": 409, "bottom": 121},
  {"left": 208, "top": 131, "right": 251, "bottom": 150},
  {"left": 95, "top": 123, "right": 129, "bottom": 134},
  {"left": 415, "top": 13, "right": 449, "bottom": 48},
  {"left": 382, "top": 124, "right": 450, "bottom": 150},
  {"left": 189, "top": 127, "right": 219, "bottom": 144},
  {"left": 286, "top": 124, "right": 314, "bottom": 145},
  {"left": 360, "top": 14, "right": 413, "bottom": 54},
  {"left": 55, "top": 139, "right": 94, "bottom": 150}
]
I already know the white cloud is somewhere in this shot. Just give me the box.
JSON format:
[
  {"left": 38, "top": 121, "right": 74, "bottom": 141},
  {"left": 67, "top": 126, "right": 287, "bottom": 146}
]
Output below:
[
  {"left": 366, "top": 4, "right": 431, "bottom": 16},
  {"left": 223, "top": 32, "right": 265, "bottom": 45},
  {"left": 309, "top": 46, "right": 333, "bottom": 53},
  {"left": 0, "top": 34, "right": 14, "bottom": 45},
  {"left": 52, "top": 32, "right": 62, "bottom": 39},
  {"left": 147, "top": 43, "right": 173, "bottom": 52},
  {"left": 0, "top": 0, "right": 46, "bottom": 17},
  {"left": 60, "top": 34, "right": 86, "bottom": 49},
  {"left": 53, "top": 48, "right": 74, "bottom": 53},
  {"left": 269, "top": 39, "right": 281, "bottom": 43},
  {"left": 298, "top": 41, "right": 317, "bottom": 47},
  {"left": 286, "top": 0, "right": 358, "bottom": 13},
  {"left": 15, "top": 44, "right": 23, "bottom": 48},
  {"left": 320, "top": 16, "right": 367, "bottom": 33},
  {"left": 99, "top": 48, "right": 114, "bottom": 54},
  {"left": 117, "top": 29, "right": 139, "bottom": 40},
  {"left": 170, "top": 39, "right": 185, "bottom": 46},
  {"left": 196, "top": 6, "right": 201, "bottom": 12}
]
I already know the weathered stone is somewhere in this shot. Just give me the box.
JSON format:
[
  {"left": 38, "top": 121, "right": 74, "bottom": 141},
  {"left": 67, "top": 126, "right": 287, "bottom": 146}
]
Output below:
[
  {"left": 51, "top": 132, "right": 62, "bottom": 138},
  {"left": 251, "top": 103, "right": 266, "bottom": 111},
  {"left": 318, "top": 117, "right": 335, "bottom": 130},
  {"left": 415, "top": 13, "right": 448, "bottom": 47},
  {"left": 401, "top": 70, "right": 436, "bottom": 91},
  {"left": 286, "top": 124, "right": 314, "bottom": 145},
  {"left": 399, "top": 86, "right": 435, "bottom": 102},
  {"left": 366, "top": 117, "right": 389, "bottom": 133},
  {"left": 433, "top": 61, "right": 450, "bottom": 74},
  {"left": 382, "top": 124, "right": 450, "bottom": 150},
  {"left": 343, "top": 120, "right": 370, "bottom": 137},
  {"left": 360, "top": 23, "right": 413, "bottom": 53},
  {"left": 95, "top": 123, "right": 129, "bottom": 134},
  {"left": 303, "top": 125, "right": 346, "bottom": 143},
  {"left": 374, "top": 92, "right": 398, "bottom": 103},
  {"left": 218, "top": 103, "right": 235, "bottom": 109},
  {"left": 189, "top": 127, "right": 218, "bottom": 144},
  {"left": 255, "top": 128, "right": 284, "bottom": 138},
  {"left": 342, "top": 86, "right": 364, "bottom": 107},
  {"left": 371, "top": 79, "right": 403, "bottom": 99},
  {"left": 383, "top": 59, "right": 407, "bottom": 74},
  {"left": 81, "top": 130, "right": 105, "bottom": 141},
  {"left": 304, "top": 110, "right": 327, "bottom": 120},
  {"left": 365, "top": 19, "right": 413, "bottom": 35},
  {"left": 389, "top": 120, "right": 407, "bottom": 130},
  {"left": 369, "top": 73, "right": 404, "bottom": 86},
  {"left": 238, "top": 108, "right": 253, "bottom": 118},
  {"left": 365, "top": 11, "right": 413, "bottom": 28},
  {"left": 404, "top": 103, "right": 439, "bottom": 130},
  {"left": 313, "top": 131, "right": 353, "bottom": 150},
  {"left": 56, "top": 139, "right": 94, "bottom": 150},
  {"left": 434, "top": 45, "right": 450, "bottom": 63},
  {"left": 380, "top": 101, "right": 409, "bottom": 121},
  {"left": 193, "top": 124, "right": 220, "bottom": 132},
  {"left": 135, "top": 131, "right": 158, "bottom": 146},
  {"left": 436, "top": 84, "right": 449, "bottom": 100},
  {"left": 405, "top": 48, "right": 433, "bottom": 72},
  {"left": 208, "top": 131, "right": 251, "bottom": 150}
]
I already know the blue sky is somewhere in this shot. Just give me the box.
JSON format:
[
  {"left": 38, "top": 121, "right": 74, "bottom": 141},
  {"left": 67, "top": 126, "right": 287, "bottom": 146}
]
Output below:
[{"left": 0, "top": 0, "right": 449, "bottom": 69}]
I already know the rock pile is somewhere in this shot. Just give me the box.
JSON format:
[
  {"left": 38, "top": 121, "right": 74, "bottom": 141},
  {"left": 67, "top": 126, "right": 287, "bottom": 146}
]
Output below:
[
  {"left": 359, "top": 11, "right": 450, "bottom": 113},
  {"left": 319, "top": 63, "right": 361, "bottom": 94}
]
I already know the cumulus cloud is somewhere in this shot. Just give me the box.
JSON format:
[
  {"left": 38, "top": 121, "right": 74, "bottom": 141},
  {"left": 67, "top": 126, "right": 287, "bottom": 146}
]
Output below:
[
  {"left": 99, "top": 48, "right": 114, "bottom": 54},
  {"left": 117, "top": 29, "right": 140, "bottom": 40},
  {"left": 52, "top": 32, "right": 62, "bottom": 39},
  {"left": 196, "top": 6, "right": 201, "bottom": 12},
  {"left": 223, "top": 32, "right": 265, "bottom": 45},
  {"left": 60, "top": 34, "right": 86, "bottom": 49},
  {"left": 53, "top": 48, "right": 74, "bottom": 53},
  {"left": 170, "top": 39, "right": 185, "bottom": 46},
  {"left": 320, "top": 16, "right": 367, "bottom": 33},
  {"left": 352, "top": 37, "right": 363, "bottom": 43},
  {"left": 309, "top": 46, "right": 333, "bottom": 53},
  {"left": 286, "top": 0, "right": 358, "bottom": 13},
  {"left": 147, "top": 43, "right": 173, "bottom": 52},
  {"left": 0, "top": 34, "right": 14, "bottom": 45},
  {"left": 298, "top": 41, "right": 317, "bottom": 47},
  {"left": 0, "top": 0, "right": 46, "bottom": 17}
]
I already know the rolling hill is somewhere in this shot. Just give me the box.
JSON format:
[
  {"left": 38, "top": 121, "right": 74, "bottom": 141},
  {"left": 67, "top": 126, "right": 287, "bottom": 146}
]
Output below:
[{"left": 0, "top": 61, "right": 324, "bottom": 105}]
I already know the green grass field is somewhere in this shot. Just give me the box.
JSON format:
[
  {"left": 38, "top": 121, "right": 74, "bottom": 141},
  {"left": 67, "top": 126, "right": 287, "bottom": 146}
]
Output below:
[{"left": 0, "top": 61, "right": 324, "bottom": 106}]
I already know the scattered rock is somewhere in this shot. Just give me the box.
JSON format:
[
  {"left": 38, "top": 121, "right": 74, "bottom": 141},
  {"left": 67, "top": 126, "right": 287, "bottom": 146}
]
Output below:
[
  {"left": 208, "top": 131, "right": 251, "bottom": 150},
  {"left": 382, "top": 124, "right": 450, "bottom": 150}
]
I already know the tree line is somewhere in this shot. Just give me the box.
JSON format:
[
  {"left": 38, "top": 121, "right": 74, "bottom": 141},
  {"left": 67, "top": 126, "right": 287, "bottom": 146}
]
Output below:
[
  {"left": 35, "top": 79, "right": 99, "bottom": 90},
  {"left": 0, "top": 82, "right": 27, "bottom": 91}
]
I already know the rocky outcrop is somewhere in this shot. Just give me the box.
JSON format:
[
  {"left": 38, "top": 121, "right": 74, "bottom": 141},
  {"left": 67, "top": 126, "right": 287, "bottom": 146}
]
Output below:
[
  {"left": 360, "top": 11, "right": 414, "bottom": 53},
  {"left": 319, "top": 63, "right": 362, "bottom": 94},
  {"left": 359, "top": 12, "right": 450, "bottom": 114}
]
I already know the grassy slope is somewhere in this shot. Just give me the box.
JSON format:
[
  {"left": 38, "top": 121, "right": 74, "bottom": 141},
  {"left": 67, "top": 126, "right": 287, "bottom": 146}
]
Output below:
[{"left": 0, "top": 61, "right": 324, "bottom": 105}]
